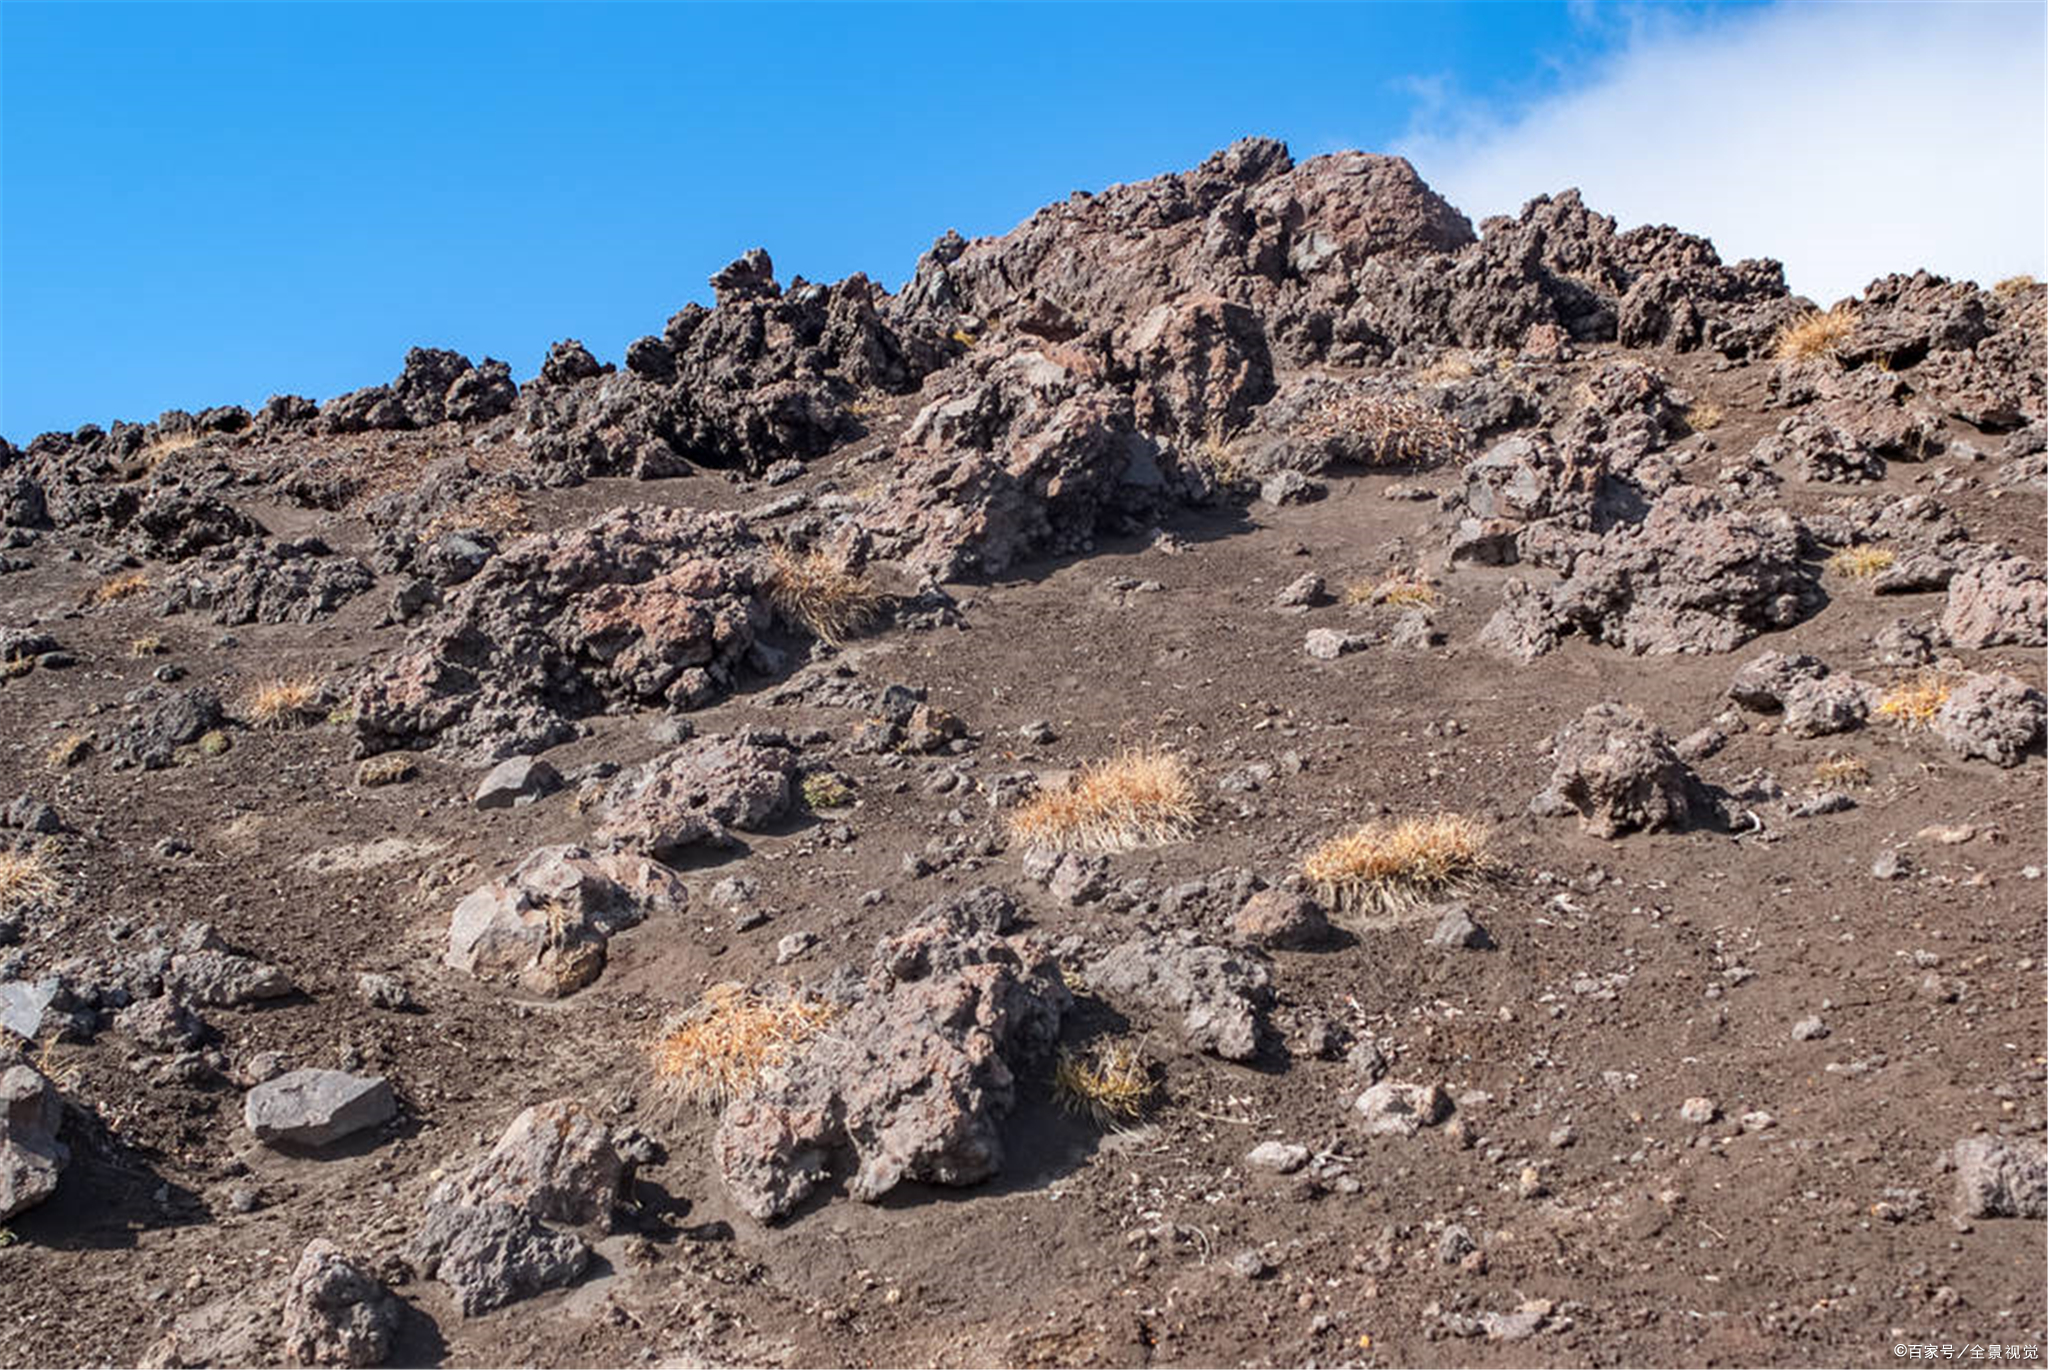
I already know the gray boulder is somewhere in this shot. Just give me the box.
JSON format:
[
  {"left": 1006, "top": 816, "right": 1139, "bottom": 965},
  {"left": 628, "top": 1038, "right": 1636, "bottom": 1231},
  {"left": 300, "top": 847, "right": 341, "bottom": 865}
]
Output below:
[
  {"left": 472, "top": 756, "right": 563, "bottom": 811},
  {"left": 245, "top": 1070, "right": 395, "bottom": 1149},
  {"left": 1, "top": 1064, "right": 68, "bottom": 1220},
  {"left": 1355, "top": 1079, "right": 1452, "bottom": 1137},
  {"left": 430, "top": 1099, "right": 624, "bottom": 1231},
  {"left": 280, "top": 1239, "right": 398, "bottom": 1368},
  {"left": 1532, "top": 702, "right": 1704, "bottom": 838},
  {"left": 1085, "top": 929, "right": 1272, "bottom": 1060},
  {"left": 446, "top": 845, "right": 686, "bottom": 997},
  {"left": 1935, "top": 671, "right": 2045, "bottom": 768},
  {"left": 409, "top": 1201, "right": 589, "bottom": 1316},
  {"left": 1941, "top": 556, "right": 2047, "bottom": 649},
  {"left": 594, "top": 736, "right": 795, "bottom": 859},
  {"left": 1951, "top": 1136, "right": 2047, "bottom": 1219},
  {"left": 713, "top": 888, "right": 1068, "bottom": 1220}
]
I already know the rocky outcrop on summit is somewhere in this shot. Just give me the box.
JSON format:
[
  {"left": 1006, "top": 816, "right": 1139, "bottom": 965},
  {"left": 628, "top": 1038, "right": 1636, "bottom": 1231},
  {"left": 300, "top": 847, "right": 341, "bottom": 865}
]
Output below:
[
  {"left": 841, "top": 343, "right": 1189, "bottom": 579},
  {"left": 515, "top": 255, "right": 948, "bottom": 483},
  {"left": 350, "top": 506, "right": 775, "bottom": 760},
  {"left": 713, "top": 888, "right": 1069, "bottom": 1221},
  {"left": 319, "top": 348, "right": 517, "bottom": 434}
]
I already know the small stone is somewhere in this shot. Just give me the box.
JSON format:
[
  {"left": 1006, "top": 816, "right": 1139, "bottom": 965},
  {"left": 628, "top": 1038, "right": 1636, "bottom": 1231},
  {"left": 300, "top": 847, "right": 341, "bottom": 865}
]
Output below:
[
  {"left": 1273, "top": 573, "right": 1326, "bottom": 610},
  {"left": 1437, "top": 1224, "right": 1476, "bottom": 1265},
  {"left": 1018, "top": 720, "right": 1058, "bottom": 746},
  {"left": 1791, "top": 1015, "right": 1830, "bottom": 1042},
  {"left": 1304, "top": 628, "right": 1374, "bottom": 660},
  {"left": 1259, "top": 470, "right": 1326, "bottom": 507},
  {"left": 775, "top": 931, "right": 818, "bottom": 965},
  {"left": 1518, "top": 1166, "right": 1548, "bottom": 1199},
  {"left": 1870, "top": 850, "right": 1909, "bottom": 881},
  {"left": 1548, "top": 1124, "right": 1576, "bottom": 1149},
  {"left": 1679, "top": 1096, "right": 1718, "bottom": 1125},
  {"left": 1354, "top": 1080, "right": 1451, "bottom": 1137},
  {"left": 1427, "top": 904, "right": 1493, "bottom": 951},
  {"left": 1232, "top": 889, "right": 1329, "bottom": 950},
  {"left": 1245, "top": 1141, "right": 1310, "bottom": 1174},
  {"left": 356, "top": 974, "right": 418, "bottom": 1013},
  {"left": 1228, "top": 1249, "right": 1273, "bottom": 1279},
  {"left": 473, "top": 757, "right": 563, "bottom": 811}
]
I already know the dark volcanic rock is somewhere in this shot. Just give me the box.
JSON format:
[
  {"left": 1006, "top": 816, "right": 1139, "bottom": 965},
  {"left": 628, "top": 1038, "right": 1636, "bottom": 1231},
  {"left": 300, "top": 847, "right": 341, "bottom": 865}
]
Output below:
[
  {"left": 1532, "top": 702, "right": 1707, "bottom": 838},
  {"left": 713, "top": 888, "right": 1068, "bottom": 1221},
  {"left": 351, "top": 506, "right": 774, "bottom": 760}
]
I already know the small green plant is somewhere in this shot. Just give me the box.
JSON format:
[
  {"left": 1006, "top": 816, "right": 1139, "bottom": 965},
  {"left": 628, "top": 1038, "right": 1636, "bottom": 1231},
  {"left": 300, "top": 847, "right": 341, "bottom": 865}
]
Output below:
[
  {"left": 197, "top": 730, "right": 232, "bottom": 757},
  {"left": 800, "top": 772, "right": 854, "bottom": 809}
]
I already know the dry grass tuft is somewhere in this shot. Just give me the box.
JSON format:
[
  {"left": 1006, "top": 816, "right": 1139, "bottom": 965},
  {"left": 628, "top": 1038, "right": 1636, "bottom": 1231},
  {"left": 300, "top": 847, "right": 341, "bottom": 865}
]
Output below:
[
  {"left": 0, "top": 847, "right": 61, "bottom": 914},
  {"left": 1307, "top": 392, "right": 1467, "bottom": 467},
  {"left": 417, "top": 489, "right": 531, "bottom": 543},
  {"left": 1685, "top": 402, "right": 1725, "bottom": 432},
  {"left": 1417, "top": 351, "right": 1477, "bottom": 385},
  {"left": 1772, "top": 305, "right": 1857, "bottom": 362},
  {"left": 1812, "top": 753, "right": 1872, "bottom": 788},
  {"left": 1825, "top": 545, "right": 1896, "bottom": 579},
  {"left": 246, "top": 675, "right": 325, "bottom": 729},
  {"left": 89, "top": 571, "right": 151, "bottom": 605},
  {"left": 1190, "top": 430, "right": 1249, "bottom": 487},
  {"left": 1994, "top": 274, "right": 2038, "bottom": 296},
  {"left": 356, "top": 754, "right": 417, "bottom": 788},
  {"left": 651, "top": 984, "right": 836, "bottom": 1110},
  {"left": 766, "top": 546, "right": 883, "bottom": 646},
  {"left": 1346, "top": 571, "right": 1438, "bottom": 610},
  {"left": 128, "top": 635, "right": 167, "bottom": 657},
  {"left": 1053, "top": 1039, "right": 1155, "bottom": 1128},
  {"left": 44, "top": 733, "right": 92, "bottom": 770},
  {"left": 1303, "top": 813, "right": 1488, "bottom": 917},
  {"left": 1875, "top": 672, "right": 1955, "bottom": 729},
  {"left": 1007, "top": 748, "right": 1198, "bottom": 854}
]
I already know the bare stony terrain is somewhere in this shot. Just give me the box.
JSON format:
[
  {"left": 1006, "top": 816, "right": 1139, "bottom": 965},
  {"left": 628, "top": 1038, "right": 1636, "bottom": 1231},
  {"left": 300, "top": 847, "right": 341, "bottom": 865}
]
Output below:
[{"left": 1, "top": 139, "right": 2044, "bottom": 1369}]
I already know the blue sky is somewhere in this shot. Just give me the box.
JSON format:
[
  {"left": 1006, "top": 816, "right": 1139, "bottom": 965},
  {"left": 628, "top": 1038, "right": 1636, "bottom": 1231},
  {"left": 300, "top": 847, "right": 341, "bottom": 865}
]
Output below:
[{"left": 3, "top": 2, "right": 2039, "bottom": 441}]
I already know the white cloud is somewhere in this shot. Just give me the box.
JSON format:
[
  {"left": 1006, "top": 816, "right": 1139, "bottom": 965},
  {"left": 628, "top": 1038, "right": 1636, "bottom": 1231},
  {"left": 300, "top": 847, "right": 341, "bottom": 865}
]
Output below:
[{"left": 1397, "top": 2, "right": 2046, "bottom": 305}]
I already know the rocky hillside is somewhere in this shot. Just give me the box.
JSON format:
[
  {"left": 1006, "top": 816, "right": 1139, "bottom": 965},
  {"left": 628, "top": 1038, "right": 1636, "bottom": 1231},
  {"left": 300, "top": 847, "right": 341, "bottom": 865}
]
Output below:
[{"left": 1, "top": 139, "right": 2043, "bottom": 1368}]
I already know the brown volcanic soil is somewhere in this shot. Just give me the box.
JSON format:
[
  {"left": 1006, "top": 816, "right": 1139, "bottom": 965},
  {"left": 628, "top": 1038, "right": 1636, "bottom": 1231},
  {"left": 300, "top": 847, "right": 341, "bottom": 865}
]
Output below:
[{"left": 1, "top": 161, "right": 2044, "bottom": 1369}]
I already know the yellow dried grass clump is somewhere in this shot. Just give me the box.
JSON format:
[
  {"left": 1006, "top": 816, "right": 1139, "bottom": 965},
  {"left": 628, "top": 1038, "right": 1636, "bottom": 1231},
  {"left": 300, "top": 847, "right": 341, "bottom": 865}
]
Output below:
[
  {"left": 1772, "top": 305, "right": 1857, "bottom": 362},
  {"left": 44, "top": 733, "right": 92, "bottom": 770},
  {"left": 1052, "top": 1039, "right": 1154, "bottom": 1128},
  {"left": 1303, "top": 813, "right": 1488, "bottom": 916},
  {"left": 1993, "top": 274, "right": 2038, "bottom": 297},
  {"left": 1825, "top": 545, "right": 1895, "bottom": 579},
  {"left": 1007, "top": 748, "right": 1198, "bottom": 854},
  {"left": 1812, "top": 753, "right": 1872, "bottom": 788},
  {"left": 766, "top": 546, "right": 883, "bottom": 646},
  {"left": 0, "top": 847, "right": 61, "bottom": 914},
  {"left": 1874, "top": 672, "right": 1955, "bottom": 729},
  {"left": 89, "top": 571, "right": 151, "bottom": 605},
  {"left": 651, "top": 984, "right": 836, "bottom": 1110},
  {"left": 1685, "top": 402, "right": 1725, "bottom": 432},
  {"left": 1346, "top": 572, "right": 1438, "bottom": 609},
  {"left": 246, "top": 675, "right": 325, "bottom": 729}
]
